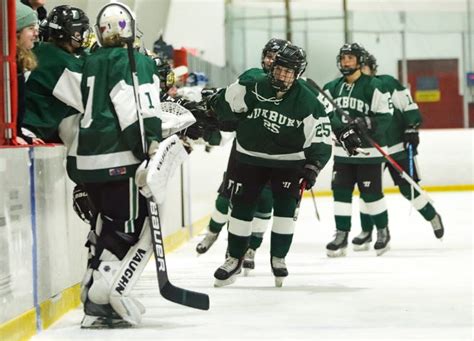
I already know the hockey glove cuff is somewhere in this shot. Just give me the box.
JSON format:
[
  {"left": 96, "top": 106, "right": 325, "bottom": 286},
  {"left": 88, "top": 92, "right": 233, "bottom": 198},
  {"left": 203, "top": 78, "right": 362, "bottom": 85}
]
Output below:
[
  {"left": 351, "top": 116, "right": 374, "bottom": 135},
  {"left": 403, "top": 127, "right": 419, "bottom": 151},
  {"left": 301, "top": 164, "right": 321, "bottom": 190}
]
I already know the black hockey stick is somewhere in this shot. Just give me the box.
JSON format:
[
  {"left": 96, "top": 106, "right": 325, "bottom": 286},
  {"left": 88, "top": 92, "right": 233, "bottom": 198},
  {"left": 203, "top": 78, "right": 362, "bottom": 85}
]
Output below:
[
  {"left": 127, "top": 41, "right": 210, "bottom": 310},
  {"left": 306, "top": 78, "right": 433, "bottom": 204}
]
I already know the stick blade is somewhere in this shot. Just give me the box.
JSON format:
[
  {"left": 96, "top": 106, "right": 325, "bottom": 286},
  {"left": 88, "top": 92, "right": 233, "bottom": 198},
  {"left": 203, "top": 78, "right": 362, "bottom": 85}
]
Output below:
[{"left": 160, "top": 282, "right": 210, "bottom": 310}]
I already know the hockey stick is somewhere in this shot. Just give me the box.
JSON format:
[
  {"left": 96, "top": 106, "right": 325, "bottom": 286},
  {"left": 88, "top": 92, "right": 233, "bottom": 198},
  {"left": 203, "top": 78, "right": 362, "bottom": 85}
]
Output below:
[
  {"left": 293, "top": 180, "right": 307, "bottom": 221},
  {"left": 306, "top": 78, "right": 433, "bottom": 204},
  {"left": 126, "top": 41, "right": 210, "bottom": 310},
  {"left": 309, "top": 189, "right": 321, "bottom": 221},
  {"left": 408, "top": 143, "right": 415, "bottom": 213}
]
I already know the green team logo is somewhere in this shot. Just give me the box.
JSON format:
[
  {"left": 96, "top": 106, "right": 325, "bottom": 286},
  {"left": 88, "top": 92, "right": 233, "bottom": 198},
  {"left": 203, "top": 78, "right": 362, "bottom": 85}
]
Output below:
[{"left": 334, "top": 96, "right": 370, "bottom": 114}]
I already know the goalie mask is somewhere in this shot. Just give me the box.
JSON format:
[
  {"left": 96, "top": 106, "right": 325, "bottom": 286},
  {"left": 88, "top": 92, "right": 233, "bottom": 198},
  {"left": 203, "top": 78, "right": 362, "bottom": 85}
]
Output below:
[
  {"left": 261, "top": 38, "right": 289, "bottom": 73},
  {"left": 337, "top": 43, "right": 366, "bottom": 76},
  {"left": 47, "top": 5, "right": 90, "bottom": 48},
  {"left": 95, "top": 2, "right": 136, "bottom": 46},
  {"left": 270, "top": 44, "right": 307, "bottom": 92}
]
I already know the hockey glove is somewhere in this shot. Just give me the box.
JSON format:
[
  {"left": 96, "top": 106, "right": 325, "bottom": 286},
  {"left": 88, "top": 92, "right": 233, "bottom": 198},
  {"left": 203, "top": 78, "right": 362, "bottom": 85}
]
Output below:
[
  {"left": 301, "top": 164, "right": 321, "bottom": 190},
  {"left": 403, "top": 127, "right": 419, "bottom": 151},
  {"left": 338, "top": 126, "right": 363, "bottom": 156},
  {"left": 72, "top": 185, "right": 96, "bottom": 225},
  {"left": 351, "top": 116, "right": 374, "bottom": 135}
]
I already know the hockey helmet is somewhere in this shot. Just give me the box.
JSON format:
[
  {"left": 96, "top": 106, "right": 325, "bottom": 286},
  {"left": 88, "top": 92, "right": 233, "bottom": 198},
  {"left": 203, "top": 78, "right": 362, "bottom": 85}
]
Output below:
[
  {"left": 364, "top": 51, "right": 378, "bottom": 74},
  {"left": 95, "top": 2, "right": 136, "bottom": 46},
  {"left": 337, "top": 43, "right": 366, "bottom": 76},
  {"left": 261, "top": 38, "right": 289, "bottom": 72},
  {"left": 47, "top": 5, "right": 90, "bottom": 47},
  {"left": 270, "top": 43, "right": 307, "bottom": 92}
]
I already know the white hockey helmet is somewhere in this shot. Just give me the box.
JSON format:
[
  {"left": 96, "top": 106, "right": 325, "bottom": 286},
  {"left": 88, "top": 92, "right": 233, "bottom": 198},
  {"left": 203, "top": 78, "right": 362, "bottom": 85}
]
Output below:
[{"left": 95, "top": 2, "right": 136, "bottom": 46}]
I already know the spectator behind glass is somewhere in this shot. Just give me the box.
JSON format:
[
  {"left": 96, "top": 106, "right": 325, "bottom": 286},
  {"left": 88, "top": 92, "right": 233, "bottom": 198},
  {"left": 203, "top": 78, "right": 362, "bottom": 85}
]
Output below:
[{"left": 15, "top": 0, "right": 44, "bottom": 145}]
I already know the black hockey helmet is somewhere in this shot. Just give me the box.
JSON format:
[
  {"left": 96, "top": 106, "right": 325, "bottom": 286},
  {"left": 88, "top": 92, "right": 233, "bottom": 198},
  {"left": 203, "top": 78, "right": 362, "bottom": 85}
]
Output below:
[
  {"left": 270, "top": 43, "right": 307, "bottom": 92},
  {"left": 337, "top": 42, "right": 366, "bottom": 76},
  {"left": 261, "top": 38, "right": 288, "bottom": 72},
  {"left": 47, "top": 5, "right": 90, "bottom": 47},
  {"left": 364, "top": 51, "right": 378, "bottom": 74}
]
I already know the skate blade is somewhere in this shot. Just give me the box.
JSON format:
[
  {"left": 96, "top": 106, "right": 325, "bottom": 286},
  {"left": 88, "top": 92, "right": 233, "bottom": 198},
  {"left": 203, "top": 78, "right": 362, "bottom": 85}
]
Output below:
[
  {"left": 81, "top": 315, "right": 133, "bottom": 329},
  {"left": 353, "top": 243, "right": 370, "bottom": 252},
  {"left": 214, "top": 275, "right": 237, "bottom": 287},
  {"left": 326, "top": 247, "right": 347, "bottom": 258},
  {"left": 375, "top": 244, "right": 390, "bottom": 256},
  {"left": 243, "top": 268, "right": 252, "bottom": 277},
  {"left": 274, "top": 276, "right": 285, "bottom": 287}
]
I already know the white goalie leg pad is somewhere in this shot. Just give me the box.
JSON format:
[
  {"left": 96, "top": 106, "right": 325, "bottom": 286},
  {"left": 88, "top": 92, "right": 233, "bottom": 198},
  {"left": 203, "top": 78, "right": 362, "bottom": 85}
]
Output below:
[
  {"left": 135, "top": 135, "right": 189, "bottom": 204},
  {"left": 109, "top": 221, "right": 153, "bottom": 325}
]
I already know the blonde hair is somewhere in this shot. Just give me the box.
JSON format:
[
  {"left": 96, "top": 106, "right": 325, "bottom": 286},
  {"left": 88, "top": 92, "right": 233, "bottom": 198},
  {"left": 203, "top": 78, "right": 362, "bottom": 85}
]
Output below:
[{"left": 16, "top": 45, "right": 37, "bottom": 71}]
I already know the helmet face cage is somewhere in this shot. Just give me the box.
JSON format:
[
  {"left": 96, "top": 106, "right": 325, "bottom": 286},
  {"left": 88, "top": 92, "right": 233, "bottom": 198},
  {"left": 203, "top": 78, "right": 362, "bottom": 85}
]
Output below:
[
  {"left": 95, "top": 2, "right": 136, "bottom": 46},
  {"left": 47, "top": 6, "right": 90, "bottom": 47},
  {"left": 337, "top": 43, "right": 366, "bottom": 76},
  {"left": 270, "top": 44, "right": 307, "bottom": 92},
  {"left": 261, "top": 38, "right": 288, "bottom": 72}
]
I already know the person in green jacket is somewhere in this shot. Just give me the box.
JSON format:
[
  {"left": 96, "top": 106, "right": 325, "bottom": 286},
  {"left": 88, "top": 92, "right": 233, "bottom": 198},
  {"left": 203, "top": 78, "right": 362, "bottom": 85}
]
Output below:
[{"left": 351, "top": 50, "right": 444, "bottom": 251}]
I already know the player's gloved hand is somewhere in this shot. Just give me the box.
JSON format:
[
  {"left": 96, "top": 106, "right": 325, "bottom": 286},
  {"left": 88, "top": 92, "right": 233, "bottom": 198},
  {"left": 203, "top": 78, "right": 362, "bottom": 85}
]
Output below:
[
  {"left": 351, "top": 116, "right": 374, "bottom": 135},
  {"left": 184, "top": 122, "right": 205, "bottom": 140},
  {"left": 338, "top": 126, "right": 362, "bottom": 156},
  {"left": 72, "top": 185, "right": 96, "bottom": 224},
  {"left": 403, "top": 126, "right": 419, "bottom": 151},
  {"left": 301, "top": 164, "right": 321, "bottom": 190}
]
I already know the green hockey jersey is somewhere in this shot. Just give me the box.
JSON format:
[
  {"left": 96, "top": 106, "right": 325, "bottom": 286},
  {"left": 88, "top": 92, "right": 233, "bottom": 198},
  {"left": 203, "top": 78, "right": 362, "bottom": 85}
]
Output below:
[
  {"left": 23, "top": 42, "right": 86, "bottom": 144},
  {"left": 70, "top": 47, "right": 163, "bottom": 183},
  {"left": 212, "top": 74, "right": 333, "bottom": 169},
  {"left": 376, "top": 74, "right": 422, "bottom": 160},
  {"left": 324, "top": 74, "right": 393, "bottom": 164}
]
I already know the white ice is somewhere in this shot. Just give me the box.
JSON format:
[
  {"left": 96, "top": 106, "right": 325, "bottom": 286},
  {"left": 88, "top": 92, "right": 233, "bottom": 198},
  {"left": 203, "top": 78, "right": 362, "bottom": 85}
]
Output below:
[{"left": 33, "top": 192, "right": 473, "bottom": 341}]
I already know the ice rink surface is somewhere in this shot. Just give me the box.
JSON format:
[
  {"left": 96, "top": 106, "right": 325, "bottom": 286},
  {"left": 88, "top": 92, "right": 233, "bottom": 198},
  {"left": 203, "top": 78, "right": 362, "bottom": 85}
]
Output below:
[{"left": 33, "top": 192, "right": 473, "bottom": 341}]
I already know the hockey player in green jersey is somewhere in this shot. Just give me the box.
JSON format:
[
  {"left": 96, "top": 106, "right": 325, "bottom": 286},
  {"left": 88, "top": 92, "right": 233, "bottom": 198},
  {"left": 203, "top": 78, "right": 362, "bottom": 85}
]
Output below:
[
  {"left": 210, "top": 43, "right": 333, "bottom": 287},
  {"left": 23, "top": 5, "right": 90, "bottom": 151},
  {"left": 73, "top": 3, "right": 169, "bottom": 328},
  {"left": 324, "top": 43, "right": 394, "bottom": 257},
  {"left": 351, "top": 51, "right": 444, "bottom": 251},
  {"left": 195, "top": 38, "right": 287, "bottom": 266}
]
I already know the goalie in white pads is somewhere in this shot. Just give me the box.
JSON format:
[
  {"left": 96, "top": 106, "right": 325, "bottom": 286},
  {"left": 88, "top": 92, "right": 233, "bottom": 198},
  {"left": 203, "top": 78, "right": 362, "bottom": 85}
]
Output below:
[{"left": 73, "top": 3, "right": 194, "bottom": 328}]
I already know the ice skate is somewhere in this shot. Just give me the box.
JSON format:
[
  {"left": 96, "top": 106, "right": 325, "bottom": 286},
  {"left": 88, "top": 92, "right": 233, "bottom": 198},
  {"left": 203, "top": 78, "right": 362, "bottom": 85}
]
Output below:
[
  {"left": 214, "top": 256, "right": 242, "bottom": 287},
  {"left": 243, "top": 248, "right": 256, "bottom": 276},
  {"left": 374, "top": 227, "right": 390, "bottom": 256},
  {"left": 271, "top": 256, "right": 288, "bottom": 287},
  {"left": 326, "top": 230, "right": 349, "bottom": 257},
  {"left": 196, "top": 231, "right": 219, "bottom": 255},
  {"left": 430, "top": 214, "right": 444, "bottom": 239},
  {"left": 81, "top": 299, "right": 132, "bottom": 329},
  {"left": 352, "top": 230, "right": 372, "bottom": 251}
]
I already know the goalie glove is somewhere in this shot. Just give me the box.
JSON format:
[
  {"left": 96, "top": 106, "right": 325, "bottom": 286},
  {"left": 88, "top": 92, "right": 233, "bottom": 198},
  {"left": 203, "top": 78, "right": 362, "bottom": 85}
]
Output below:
[
  {"left": 338, "top": 126, "right": 363, "bottom": 156},
  {"left": 72, "top": 184, "right": 96, "bottom": 224}
]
